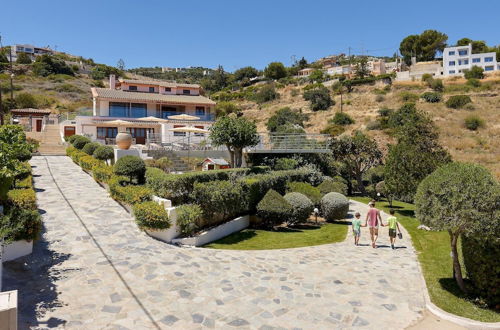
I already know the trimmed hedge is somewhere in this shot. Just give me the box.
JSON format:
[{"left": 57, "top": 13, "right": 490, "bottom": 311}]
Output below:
[
  {"left": 286, "top": 181, "right": 322, "bottom": 206},
  {"left": 132, "top": 201, "right": 170, "bottom": 231},
  {"left": 93, "top": 145, "right": 115, "bottom": 162},
  {"left": 7, "top": 188, "right": 37, "bottom": 210},
  {"left": 114, "top": 156, "right": 146, "bottom": 183},
  {"left": 462, "top": 236, "right": 500, "bottom": 307},
  {"left": 16, "top": 162, "right": 32, "bottom": 180},
  {"left": 109, "top": 175, "right": 152, "bottom": 205},
  {"left": 79, "top": 155, "right": 103, "bottom": 171},
  {"left": 72, "top": 135, "right": 91, "bottom": 149},
  {"left": 257, "top": 189, "right": 293, "bottom": 228},
  {"left": 320, "top": 192, "right": 349, "bottom": 221},
  {"left": 192, "top": 180, "right": 248, "bottom": 226},
  {"left": 92, "top": 164, "right": 114, "bottom": 183},
  {"left": 0, "top": 207, "right": 42, "bottom": 241},
  {"left": 16, "top": 175, "right": 33, "bottom": 189},
  {"left": 175, "top": 204, "right": 203, "bottom": 236},
  {"left": 284, "top": 192, "right": 313, "bottom": 225},
  {"left": 317, "top": 179, "right": 348, "bottom": 196},
  {"left": 146, "top": 167, "right": 251, "bottom": 204},
  {"left": 82, "top": 142, "right": 101, "bottom": 156}
]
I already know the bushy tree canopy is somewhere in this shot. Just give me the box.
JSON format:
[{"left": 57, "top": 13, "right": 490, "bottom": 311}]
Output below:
[
  {"left": 264, "top": 62, "right": 287, "bottom": 80},
  {"left": 266, "top": 107, "right": 306, "bottom": 133},
  {"left": 16, "top": 52, "right": 32, "bottom": 64},
  {"left": 399, "top": 30, "right": 448, "bottom": 65},
  {"left": 303, "top": 86, "right": 334, "bottom": 111},
  {"left": 33, "top": 54, "right": 74, "bottom": 76}
]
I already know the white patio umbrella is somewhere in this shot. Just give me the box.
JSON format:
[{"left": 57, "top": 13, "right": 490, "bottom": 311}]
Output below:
[
  {"left": 168, "top": 126, "right": 209, "bottom": 168},
  {"left": 100, "top": 119, "right": 132, "bottom": 132},
  {"left": 137, "top": 116, "right": 170, "bottom": 123},
  {"left": 168, "top": 114, "right": 200, "bottom": 121}
]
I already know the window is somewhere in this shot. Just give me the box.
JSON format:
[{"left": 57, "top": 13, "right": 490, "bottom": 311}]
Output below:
[
  {"left": 464, "top": 59, "right": 469, "bottom": 65},
  {"left": 97, "top": 127, "right": 118, "bottom": 139},
  {"left": 195, "top": 106, "right": 205, "bottom": 116},
  {"left": 472, "top": 58, "right": 481, "bottom": 63},
  {"left": 165, "top": 87, "right": 171, "bottom": 92},
  {"left": 449, "top": 70, "right": 456, "bottom": 74},
  {"left": 448, "top": 51, "right": 455, "bottom": 56},
  {"left": 183, "top": 89, "right": 190, "bottom": 95},
  {"left": 149, "top": 87, "right": 155, "bottom": 93},
  {"left": 173, "top": 125, "right": 186, "bottom": 136},
  {"left": 449, "top": 61, "right": 455, "bottom": 66},
  {"left": 129, "top": 85, "right": 137, "bottom": 91},
  {"left": 485, "top": 57, "right": 494, "bottom": 62},
  {"left": 459, "top": 59, "right": 469, "bottom": 65},
  {"left": 109, "top": 102, "right": 128, "bottom": 117},
  {"left": 458, "top": 49, "right": 468, "bottom": 56},
  {"left": 485, "top": 66, "right": 494, "bottom": 71},
  {"left": 130, "top": 103, "right": 147, "bottom": 118},
  {"left": 194, "top": 125, "right": 205, "bottom": 137}
]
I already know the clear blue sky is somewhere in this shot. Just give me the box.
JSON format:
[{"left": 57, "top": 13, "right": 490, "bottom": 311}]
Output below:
[{"left": 1, "top": 0, "right": 499, "bottom": 71}]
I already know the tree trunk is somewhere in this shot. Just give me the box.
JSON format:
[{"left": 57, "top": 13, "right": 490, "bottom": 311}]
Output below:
[
  {"left": 226, "top": 145, "right": 235, "bottom": 168},
  {"left": 234, "top": 148, "right": 243, "bottom": 168},
  {"left": 449, "top": 230, "right": 466, "bottom": 292},
  {"left": 355, "top": 172, "right": 366, "bottom": 195}
]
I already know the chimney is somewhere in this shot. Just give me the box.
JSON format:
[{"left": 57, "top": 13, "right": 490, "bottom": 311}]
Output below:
[{"left": 109, "top": 74, "right": 116, "bottom": 89}]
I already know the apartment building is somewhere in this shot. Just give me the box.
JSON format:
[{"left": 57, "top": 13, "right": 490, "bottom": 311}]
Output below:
[
  {"left": 10, "top": 44, "right": 53, "bottom": 61},
  {"left": 443, "top": 44, "right": 499, "bottom": 76},
  {"left": 62, "top": 76, "right": 216, "bottom": 145}
]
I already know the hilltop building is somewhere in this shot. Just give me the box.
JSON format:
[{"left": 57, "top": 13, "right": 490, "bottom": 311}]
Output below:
[
  {"left": 10, "top": 44, "right": 53, "bottom": 62},
  {"left": 443, "top": 44, "right": 499, "bottom": 76}
]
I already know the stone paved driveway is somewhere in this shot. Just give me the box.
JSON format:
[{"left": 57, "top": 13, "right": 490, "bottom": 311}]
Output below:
[{"left": 3, "top": 156, "right": 426, "bottom": 329}]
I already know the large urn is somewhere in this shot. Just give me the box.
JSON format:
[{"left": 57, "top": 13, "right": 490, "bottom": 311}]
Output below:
[{"left": 116, "top": 132, "right": 132, "bottom": 150}]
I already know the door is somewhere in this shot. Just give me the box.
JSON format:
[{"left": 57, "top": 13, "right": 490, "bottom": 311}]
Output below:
[
  {"left": 35, "top": 119, "right": 43, "bottom": 132},
  {"left": 127, "top": 128, "right": 151, "bottom": 144},
  {"left": 64, "top": 126, "right": 76, "bottom": 137}
]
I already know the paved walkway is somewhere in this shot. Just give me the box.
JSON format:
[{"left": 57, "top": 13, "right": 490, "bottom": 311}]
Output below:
[{"left": 4, "top": 156, "right": 426, "bottom": 329}]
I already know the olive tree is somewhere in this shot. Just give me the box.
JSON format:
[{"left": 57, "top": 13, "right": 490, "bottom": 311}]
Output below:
[
  {"left": 415, "top": 162, "right": 500, "bottom": 292},
  {"left": 209, "top": 114, "right": 260, "bottom": 168}
]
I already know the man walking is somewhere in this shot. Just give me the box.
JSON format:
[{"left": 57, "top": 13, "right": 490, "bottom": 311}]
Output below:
[{"left": 365, "top": 200, "right": 383, "bottom": 248}]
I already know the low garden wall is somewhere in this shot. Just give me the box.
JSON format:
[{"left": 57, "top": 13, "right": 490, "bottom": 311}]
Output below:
[{"left": 2, "top": 240, "right": 33, "bottom": 262}]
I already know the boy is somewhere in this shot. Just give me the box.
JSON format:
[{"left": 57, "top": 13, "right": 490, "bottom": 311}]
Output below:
[
  {"left": 387, "top": 209, "right": 401, "bottom": 249},
  {"left": 352, "top": 212, "right": 364, "bottom": 246}
]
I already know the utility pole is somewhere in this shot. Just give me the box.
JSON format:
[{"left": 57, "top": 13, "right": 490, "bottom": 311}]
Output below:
[
  {"left": 9, "top": 48, "right": 13, "bottom": 99},
  {"left": 0, "top": 34, "right": 4, "bottom": 125}
]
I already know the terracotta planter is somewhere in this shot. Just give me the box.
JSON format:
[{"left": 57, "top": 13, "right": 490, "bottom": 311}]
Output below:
[{"left": 116, "top": 132, "right": 132, "bottom": 150}]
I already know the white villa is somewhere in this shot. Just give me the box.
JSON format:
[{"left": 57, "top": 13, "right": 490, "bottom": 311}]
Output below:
[
  {"left": 61, "top": 76, "right": 216, "bottom": 145},
  {"left": 443, "top": 44, "right": 499, "bottom": 76}
]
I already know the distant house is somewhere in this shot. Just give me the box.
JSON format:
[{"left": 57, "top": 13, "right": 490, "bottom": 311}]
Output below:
[
  {"left": 10, "top": 44, "right": 53, "bottom": 62},
  {"left": 443, "top": 44, "right": 499, "bottom": 76},
  {"left": 297, "top": 68, "right": 315, "bottom": 77},
  {"left": 368, "top": 60, "right": 386, "bottom": 76},
  {"left": 10, "top": 108, "right": 52, "bottom": 132},
  {"left": 396, "top": 60, "right": 443, "bottom": 81},
  {"left": 201, "top": 158, "right": 230, "bottom": 171},
  {"left": 326, "top": 65, "right": 352, "bottom": 76}
]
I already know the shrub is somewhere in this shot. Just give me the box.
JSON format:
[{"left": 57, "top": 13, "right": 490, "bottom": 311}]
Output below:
[
  {"left": 253, "top": 84, "right": 278, "bottom": 104},
  {"left": 256, "top": 189, "right": 293, "bottom": 228},
  {"left": 375, "top": 95, "right": 384, "bottom": 102},
  {"left": 320, "top": 123, "right": 345, "bottom": 136},
  {"left": 399, "top": 91, "right": 419, "bottom": 102},
  {"left": 15, "top": 92, "right": 38, "bottom": 109},
  {"left": 92, "top": 164, "right": 114, "bottom": 183},
  {"left": 303, "top": 87, "right": 334, "bottom": 111},
  {"left": 7, "top": 188, "right": 37, "bottom": 210},
  {"left": 93, "top": 145, "right": 114, "bottom": 162},
  {"left": 79, "top": 155, "right": 103, "bottom": 171},
  {"left": 317, "top": 179, "right": 348, "bottom": 196},
  {"left": 463, "top": 66, "right": 484, "bottom": 80},
  {"left": 446, "top": 95, "right": 472, "bottom": 109},
  {"left": 192, "top": 180, "right": 247, "bottom": 226},
  {"left": 70, "top": 149, "right": 86, "bottom": 164},
  {"left": 466, "top": 78, "right": 481, "bottom": 88},
  {"left": 366, "top": 120, "right": 381, "bottom": 130},
  {"left": 320, "top": 192, "right": 349, "bottom": 221},
  {"left": 133, "top": 201, "right": 170, "bottom": 231},
  {"left": 331, "top": 112, "right": 355, "bottom": 126},
  {"left": 286, "top": 181, "right": 322, "bottom": 206},
  {"left": 420, "top": 91, "right": 442, "bottom": 103},
  {"left": 430, "top": 78, "right": 444, "bottom": 92},
  {"left": 82, "top": 142, "right": 101, "bottom": 155},
  {"left": 175, "top": 204, "right": 204, "bottom": 236},
  {"left": 462, "top": 236, "right": 500, "bottom": 307},
  {"left": 284, "top": 192, "right": 313, "bottom": 225},
  {"left": 464, "top": 115, "right": 484, "bottom": 130},
  {"left": 114, "top": 156, "right": 146, "bottom": 183},
  {"left": 15, "top": 162, "right": 32, "bottom": 180},
  {"left": 146, "top": 167, "right": 250, "bottom": 204},
  {"left": 16, "top": 175, "right": 33, "bottom": 189},
  {"left": 421, "top": 73, "right": 433, "bottom": 84},
  {"left": 274, "top": 158, "right": 299, "bottom": 170},
  {"left": 66, "top": 135, "right": 79, "bottom": 144},
  {"left": 109, "top": 175, "right": 152, "bottom": 205},
  {"left": 71, "top": 135, "right": 91, "bottom": 149},
  {"left": 0, "top": 207, "right": 42, "bottom": 241},
  {"left": 266, "top": 107, "right": 305, "bottom": 133}
]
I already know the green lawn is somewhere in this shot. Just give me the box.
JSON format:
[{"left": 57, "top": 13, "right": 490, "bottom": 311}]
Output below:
[
  {"left": 352, "top": 197, "right": 500, "bottom": 323},
  {"left": 204, "top": 222, "right": 348, "bottom": 250}
]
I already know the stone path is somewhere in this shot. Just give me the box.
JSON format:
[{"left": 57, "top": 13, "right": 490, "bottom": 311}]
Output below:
[{"left": 3, "top": 156, "right": 426, "bottom": 329}]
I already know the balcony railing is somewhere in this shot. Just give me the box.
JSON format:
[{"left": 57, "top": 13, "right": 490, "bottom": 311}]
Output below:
[{"left": 159, "top": 111, "right": 215, "bottom": 121}]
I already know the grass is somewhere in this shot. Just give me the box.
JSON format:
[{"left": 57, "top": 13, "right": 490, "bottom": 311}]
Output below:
[
  {"left": 204, "top": 221, "right": 348, "bottom": 250},
  {"left": 352, "top": 197, "right": 500, "bottom": 323}
]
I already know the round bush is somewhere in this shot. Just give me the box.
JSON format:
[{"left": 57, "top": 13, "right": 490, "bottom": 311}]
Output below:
[
  {"left": 420, "top": 92, "right": 442, "bottom": 103},
  {"left": 132, "top": 201, "right": 170, "bottom": 230},
  {"left": 257, "top": 189, "right": 293, "bottom": 228},
  {"left": 286, "top": 181, "right": 322, "bottom": 206},
  {"left": 331, "top": 112, "right": 355, "bottom": 126},
  {"left": 317, "top": 179, "right": 348, "bottom": 196},
  {"left": 446, "top": 95, "right": 472, "bottom": 109},
  {"left": 72, "top": 135, "right": 91, "bottom": 150},
  {"left": 320, "top": 192, "right": 349, "bottom": 221},
  {"left": 464, "top": 115, "right": 484, "bottom": 130},
  {"left": 114, "top": 156, "right": 146, "bottom": 183},
  {"left": 284, "top": 192, "right": 313, "bottom": 225},
  {"left": 82, "top": 142, "right": 101, "bottom": 155},
  {"left": 93, "top": 145, "right": 115, "bottom": 161}
]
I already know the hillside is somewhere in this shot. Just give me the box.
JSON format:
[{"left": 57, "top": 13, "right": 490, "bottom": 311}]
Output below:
[{"left": 237, "top": 74, "right": 500, "bottom": 178}]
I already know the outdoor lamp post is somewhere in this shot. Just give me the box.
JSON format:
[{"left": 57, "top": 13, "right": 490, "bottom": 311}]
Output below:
[
  {"left": 313, "top": 207, "right": 319, "bottom": 224},
  {"left": 10, "top": 73, "right": 14, "bottom": 100}
]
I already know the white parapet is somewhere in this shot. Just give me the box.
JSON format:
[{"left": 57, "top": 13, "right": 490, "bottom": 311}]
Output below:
[
  {"left": 0, "top": 290, "right": 18, "bottom": 330},
  {"left": 114, "top": 148, "right": 141, "bottom": 162},
  {"left": 2, "top": 240, "right": 33, "bottom": 262},
  {"left": 145, "top": 207, "right": 180, "bottom": 243}
]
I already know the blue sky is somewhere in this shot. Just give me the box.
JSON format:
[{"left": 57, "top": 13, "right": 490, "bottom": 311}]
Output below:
[{"left": 1, "top": 0, "right": 499, "bottom": 71}]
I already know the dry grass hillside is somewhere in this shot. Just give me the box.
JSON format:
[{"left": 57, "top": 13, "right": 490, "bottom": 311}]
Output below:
[{"left": 239, "top": 73, "right": 500, "bottom": 178}]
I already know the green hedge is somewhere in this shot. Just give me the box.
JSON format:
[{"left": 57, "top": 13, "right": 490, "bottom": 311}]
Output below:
[
  {"left": 7, "top": 188, "right": 37, "bottom": 210},
  {"left": 257, "top": 189, "right": 293, "bottom": 228},
  {"left": 286, "top": 181, "right": 322, "bottom": 206},
  {"left": 71, "top": 135, "right": 91, "bottom": 150},
  {"left": 114, "top": 155, "right": 146, "bottom": 183},
  {"left": 82, "top": 142, "right": 101, "bottom": 156},
  {"left": 79, "top": 155, "right": 104, "bottom": 171},
  {"left": 175, "top": 204, "right": 203, "bottom": 236},
  {"left": 15, "top": 175, "right": 33, "bottom": 189},
  {"left": 192, "top": 180, "right": 248, "bottom": 227},
  {"left": 0, "top": 207, "right": 42, "bottom": 241},
  {"left": 132, "top": 201, "right": 170, "bottom": 231},
  {"left": 317, "top": 179, "right": 348, "bottom": 196},
  {"left": 92, "top": 164, "right": 114, "bottom": 183},
  {"left": 146, "top": 167, "right": 251, "bottom": 204},
  {"left": 109, "top": 175, "right": 152, "bottom": 205},
  {"left": 15, "top": 162, "right": 32, "bottom": 180}
]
